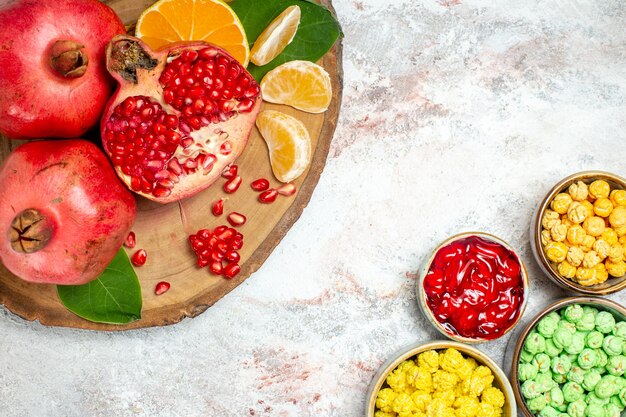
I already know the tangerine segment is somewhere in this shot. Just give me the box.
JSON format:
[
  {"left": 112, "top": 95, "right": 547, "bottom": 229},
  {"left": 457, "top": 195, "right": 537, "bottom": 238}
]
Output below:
[
  {"left": 256, "top": 110, "right": 312, "bottom": 183},
  {"left": 250, "top": 5, "right": 301, "bottom": 66},
  {"left": 260, "top": 61, "right": 332, "bottom": 113},
  {"left": 136, "top": 0, "right": 249, "bottom": 66}
]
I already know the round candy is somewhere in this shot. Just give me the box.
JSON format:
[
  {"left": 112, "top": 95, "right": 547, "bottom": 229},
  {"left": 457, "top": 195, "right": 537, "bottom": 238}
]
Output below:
[
  {"left": 533, "top": 353, "right": 552, "bottom": 373},
  {"left": 608, "top": 396, "right": 623, "bottom": 410},
  {"left": 604, "top": 403, "right": 621, "bottom": 417},
  {"left": 564, "top": 304, "right": 585, "bottom": 323},
  {"left": 577, "top": 312, "right": 597, "bottom": 332},
  {"left": 585, "top": 403, "right": 604, "bottom": 417},
  {"left": 545, "top": 339, "right": 564, "bottom": 358},
  {"left": 618, "top": 388, "right": 626, "bottom": 407},
  {"left": 567, "top": 366, "right": 585, "bottom": 384},
  {"left": 538, "top": 405, "right": 560, "bottom": 417},
  {"left": 552, "top": 372, "right": 566, "bottom": 384},
  {"left": 554, "top": 328, "right": 574, "bottom": 349},
  {"left": 522, "top": 380, "right": 542, "bottom": 399},
  {"left": 519, "top": 362, "right": 539, "bottom": 382},
  {"left": 558, "top": 319, "right": 577, "bottom": 334},
  {"left": 587, "top": 331, "right": 605, "bottom": 349},
  {"left": 603, "top": 335, "right": 623, "bottom": 356},
  {"left": 596, "top": 311, "right": 617, "bottom": 334},
  {"left": 596, "top": 349, "right": 609, "bottom": 368},
  {"left": 567, "top": 398, "right": 587, "bottom": 417},
  {"left": 613, "top": 321, "right": 626, "bottom": 338},
  {"left": 606, "top": 355, "right": 626, "bottom": 377},
  {"left": 538, "top": 315, "right": 560, "bottom": 337},
  {"left": 520, "top": 349, "right": 535, "bottom": 363},
  {"left": 587, "top": 392, "right": 610, "bottom": 406},
  {"left": 551, "top": 355, "right": 572, "bottom": 375},
  {"left": 565, "top": 332, "right": 586, "bottom": 355},
  {"left": 527, "top": 394, "right": 548, "bottom": 412},
  {"left": 582, "top": 369, "right": 602, "bottom": 391},
  {"left": 595, "top": 375, "right": 618, "bottom": 399},
  {"left": 563, "top": 381, "right": 584, "bottom": 402},
  {"left": 578, "top": 348, "right": 599, "bottom": 369},
  {"left": 549, "top": 386, "right": 565, "bottom": 409},
  {"left": 537, "top": 372, "right": 557, "bottom": 392},
  {"left": 525, "top": 332, "right": 547, "bottom": 354}
]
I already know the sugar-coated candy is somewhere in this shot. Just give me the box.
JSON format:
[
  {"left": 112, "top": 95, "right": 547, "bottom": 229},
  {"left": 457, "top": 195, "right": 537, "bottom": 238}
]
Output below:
[
  {"left": 563, "top": 381, "right": 584, "bottom": 402},
  {"left": 602, "top": 335, "right": 623, "bottom": 356},
  {"left": 582, "top": 370, "right": 602, "bottom": 391},
  {"left": 567, "top": 398, "right": 587, "bottom": 417},
  {"left": 606, "top": 355, "right": 626, "bottom": 377},
  {"left": 586, "top": 331, "right": 605, "bottom": 349},
  {"left": 519, "top": 363, "right": 539, "bottom": 382},
  {"left": 577, "top": 348, "right": 599, "bottom": 369},
  {"left": 595, "top": 375, "right": 619, "bottom": 399},
  {"left": 553, "top": 327, "right": 573, "bottom": 349},
  {"left": 596, "top": 311, "right": 617, "bottom": 334}
]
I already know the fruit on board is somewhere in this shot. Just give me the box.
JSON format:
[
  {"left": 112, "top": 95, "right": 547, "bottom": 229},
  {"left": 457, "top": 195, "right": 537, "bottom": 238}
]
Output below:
[
  {"left": 260, "top": 60, "right": 332, "bottom": 114},
  {"left": 250, "top": 5, "right": 301, "bottom": 66},
  {"left": 101, "top": 35, "right": 262, "bottom": 203},
  {"left": 0, "top": 140, "right": 136, "bottom": 285},
  {"left": 135, "top": 0, "right": 250, "bottom": 66},
  {"left": 255, "top": 110, "right": 312, "bottom": 183},
  {"left": 0, "top": 0, "right": 125, "bottom": 139}
]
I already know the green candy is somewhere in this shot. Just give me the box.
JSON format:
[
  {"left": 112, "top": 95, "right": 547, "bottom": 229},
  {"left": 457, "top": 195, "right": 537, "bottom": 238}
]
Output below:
[
  {"left": 534, "top": 353, "right": 552, "bottom": 373},
  {"left": 519, "top": 362, "right": 539, "bottom": 381},
  {"left": 537, "top": 372, "right": 557, "bottom": 392},
  {"left": 584, "top": 306, "right": 600, "bottom": 315},
  {"left": 596, "top": 311, "right": 617, "bottom": 334},
  {"left": 549, "top": 386, "right": 565, "bottom": 409},
  {"left": 563, "top": 381, "right": 584, "bottom": 402},
  {"left": 564, "top": 304, "right": 585, "bottom": 323},
  {"left": 606, "top": 355, "right": 626, "bottom": 376},
  {"left": 585, "top": 403, "right": 604, "bottom": 417},
  {"left": 538, "top": 405, "right": 560, "bottom": 417},
  {"left": 554, "top": 327, "right": 574, "bottom": 349},
  {"left": 578, "top": 348, "right": 599, "bottom": 369},
  {"left": 602, "top": 335, "right": 623, "bottom": 356},
  {"left": 568, "top": 366, "right": 585, "bottom": 384},
  {"left": 525, "top": 331, "right": 547, "bottom": 354},
  {"left": 604, "top": 403, "right": 621, "bottom": 417},
  {"left": 612, "top": 321, "right": 626, "bottom": 338},
  {"left": 593, "top": 366, "right": 608, "bottom": 375},
  {"left": 520, "top": 349, "right": 535, "bottom": 363},
  {"left": 608, "top": 395, "right": 624, "bottom": 411},
  {"left": 527, "top": 394, "right": 548, "bottom": 412},
  {"left": 566, "top": 332, "right": 586, "bottom": 355},
  {"left": 552, "top": 372, "right": 566, "bottom": 384},
  {"left": 567, "top": 398, "right": 587, "bottom": 417},
  {"left": 586, "top": 392, "right": 610, "bottom": 406},
  {"left": 559, "top": 319, "right": 578, "bottom": 334},
  {"left": 618, "top": 388, "right": 626, "bottom": 407},
  {"left": 595, "top": 375, "right": 618, "bottom": 399},
  {"left": 538, "top": 315, "right": 560, "bottom": 338},
  {"left": 577, "top": 312, "right": 597, "bottom": 332},
  {"left": 522, "top": 379, "right": 542, "bottom": 399},
  {"left": 582, "top": 370, "right": 602, "bottom": 391},
  {"left": 545, "top": 339, "right": 564, "bottom": 358},
  {"left": 596, "top": 349, "right": 609, "bottom": 367},
  {"left": 587, "top": 331, "right": 605, "bottom": 349},
  {"left": 552, "top": 355, "right": 572, "bottom": 375}
]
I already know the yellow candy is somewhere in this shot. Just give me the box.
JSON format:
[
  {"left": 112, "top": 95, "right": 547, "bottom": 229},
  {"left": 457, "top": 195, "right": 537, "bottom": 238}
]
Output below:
[
  {"left": 576, "top": 266, "right": 598, "bottom": 284},
  {"left": 550, "top": 221, "right": 567, "bottom": 242},
  {"left": 551, "top": 193, "right": 573, "bottom": 214},
  {"left": 594, "top": 197, "right": 614, "bottom": 217},
  {"left": 610, "top": 189, "right": 626, "bottom": 207},
  {"left": 541, "top": 210, "right": 560, "bottom": 229},
  {"left": 387, "top": 368, "right": 409, "bottom": 393},
  {"left": 392, "top": 393, "right": 414, "bottom": 414},
  {"left": 481, "top": 387, "right": 505, "bottom": 408},
  {"left": 608, "top": 244, "right": 624, "bottom": 263},
  {"left": 593, "top": 239, "right": 610, "bottom": 259},
  {"left": 568, "top": 181, "right": 589, "bottom": 201},
  {"left": 609, "top": 206, "right": 626, "bottom": 228},
  {"left": 411, "top": 391, "right": 432, "bottom": 412},
  {"left": 409, "top": 366, "right": 433, "bottom": 393},
  {"left": 567, "top": 202, "right": 588, "bottom": 224},
  {"left": 582, "top": 235, "right": 596, "bottom": 251},
  {"left": 567, "top": 225, "right": 587, "bottom": 245},
  {"left": 600, "top": 228, "right": 619, "bottom": 245},
  {"left": 616, "top": 226, "right": 626, "bottom": 237},
  {"left": 589, "top": 180, "right": 611, "bottom": 199},
  {"left": 606, "top": 260, "right": 626, "bottom": 278},
  {"left": 581, "top": 200, "right": 594, "bottom": 217},
  {"left": 595, "top": 263, "right": 609, "bottom": 284},
  {"left": 583, "top": 216, "right": 606, "bottom": 237},
  {"left": 541, "top": 230, "right": 553, "bottom": 246},
  {"left": 375, "top": 412, "right": 396, "bottom": 417},
  {"left": 376, "top": 388, "right": 397, "bottom": 413},
  {"left": 463, "top": 366, "right": 493, "bottom": 397},
  {"left": 433, "top": 390, "right": 455, "bottom": 407},
  {"left": 433, "top": 370, "right": 458, "bottom": 392},
  {"left": 544, "top": 241, "right": 568, "bottom": 263},
  {"left": 558, "top": 261, "right": 577, "bottom": 278},
  {"left": 567, "top": 247, "right": 585, "bottom": 267},
  {"left": 582, "top": 250, "right": 602, "bottom": 268},
  {"left": 479, "top": 403, "right": 502, "bottom": 417}
]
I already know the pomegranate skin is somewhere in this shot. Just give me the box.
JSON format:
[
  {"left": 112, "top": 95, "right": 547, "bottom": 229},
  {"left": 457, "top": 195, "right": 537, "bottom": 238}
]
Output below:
[
  {"left": 0, "top": 140, "right": 137, "bottom": 285},
  {"left": 0, "top": 0, "right": 125, "bottom": 139},
  {"left": 101, "top": 35, "right": 262, "bottom": 204}
]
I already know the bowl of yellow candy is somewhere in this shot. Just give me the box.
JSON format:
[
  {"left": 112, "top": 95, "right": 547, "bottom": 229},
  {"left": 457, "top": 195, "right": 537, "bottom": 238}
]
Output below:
[
  {"left": 532, "top": 171, "right": 626, "bottom": 295},
  {"left": 366, "top": 341, "right": 516, "bottom": 417}
]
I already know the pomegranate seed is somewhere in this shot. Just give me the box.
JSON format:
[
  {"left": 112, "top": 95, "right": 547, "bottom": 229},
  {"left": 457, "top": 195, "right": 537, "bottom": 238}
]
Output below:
[
  {"left": 220, "top": 141, "right": 232, "bottom": 155},
  {"left": 251, "top": 178, "right": 270, "bottom": 192},
  {"left": 277, "top": 183, "right": 297, "bottom": 196},
  {"left": 221, "top": 164, "right": 238, "bottom": 179},
  {"left": 227, "top": 212, "right": 246, "bottom": 227},
  {"left": 212, "top": 198, "right": 225, "bottom": 216},
  {"left": 124, "top": 231, "right": 136, "bottom": 248},
  {"left": 259, "top": 189, "right": 278, "bottom": 203},
  {"left": 210, "top": 261, "right": 223, "bottom": 275},
  {"left": 131, "top": 249, "right": 147, "bottom": 266},
  {"left": 155, "top": 281, "right": 170, "bottom": 295},
  {"left": 225, "top": 250, "right": 240, "bottom": 263},
  {"left": 223, "top": 175, "right": 242, "bottom": 193},
  {"left": 223, "top": 263, "right": 241, "bottom": 279}
]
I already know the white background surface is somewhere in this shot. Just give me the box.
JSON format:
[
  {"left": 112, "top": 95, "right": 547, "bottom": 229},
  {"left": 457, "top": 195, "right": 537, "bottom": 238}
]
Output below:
[{"left": 1, "top": 0, "right": 626, "bottom": 416}]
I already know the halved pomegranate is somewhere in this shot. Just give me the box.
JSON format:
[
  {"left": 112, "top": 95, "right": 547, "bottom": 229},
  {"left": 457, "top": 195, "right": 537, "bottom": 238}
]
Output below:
[{"left": 101, "top": 35, "right": 262, "bottom": 204}]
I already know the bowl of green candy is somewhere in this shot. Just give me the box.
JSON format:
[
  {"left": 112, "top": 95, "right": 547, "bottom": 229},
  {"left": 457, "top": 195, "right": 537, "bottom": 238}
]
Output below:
[{"left": 509, "top": 296, "right": 626, "bottom": 417}]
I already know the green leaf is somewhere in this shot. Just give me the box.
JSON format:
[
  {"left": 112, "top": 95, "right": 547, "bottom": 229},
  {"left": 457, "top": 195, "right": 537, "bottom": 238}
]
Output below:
[
  {"left": 57, "top": 249, "right": 142, "bottom": 325},
  {"left": 231, "top": 0, "right": 342, "bottom": 81}
]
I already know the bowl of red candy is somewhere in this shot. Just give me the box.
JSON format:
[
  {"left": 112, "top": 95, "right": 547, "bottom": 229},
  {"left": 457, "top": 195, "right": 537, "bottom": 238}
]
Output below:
[{"left": 417, "top": 232, "right": 529, "bottom": 343}]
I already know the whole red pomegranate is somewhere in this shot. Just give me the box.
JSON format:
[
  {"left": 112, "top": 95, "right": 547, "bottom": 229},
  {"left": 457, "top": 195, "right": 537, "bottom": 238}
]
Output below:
[
  {"left": 0, "top": 0, "right": 125, "bottom": 139},
  {"left": 0, "top": 140, "right": 136, "bottom": 285},
  {"left": 101, "top": 35, "right": 262, "bottom": 204}
]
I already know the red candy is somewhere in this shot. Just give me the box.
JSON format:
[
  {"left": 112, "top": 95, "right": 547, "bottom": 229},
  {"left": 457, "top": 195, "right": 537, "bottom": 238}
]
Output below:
[{"left": 423, "top": 235, "right": 525, "bottom": 340}]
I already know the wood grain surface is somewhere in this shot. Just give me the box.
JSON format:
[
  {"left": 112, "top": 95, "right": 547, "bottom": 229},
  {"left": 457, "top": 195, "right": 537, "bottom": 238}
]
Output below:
[{"left": 0, "top": 0, "right": 342, "bottom": 330}]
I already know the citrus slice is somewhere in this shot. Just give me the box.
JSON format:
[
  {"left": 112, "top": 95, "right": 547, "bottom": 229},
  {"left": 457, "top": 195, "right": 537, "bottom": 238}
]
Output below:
[
  {"left": 135, "top": 0, "right": 249, "bottom": 66},
  {"left": 260, "top": 60, "right": 332, "bottom": 113},
  {"left": 256, "top": 110, "right": 312, "bottom": 183},
  {"left": 250, "top": 5, "right": 301, "bottom": 66}
]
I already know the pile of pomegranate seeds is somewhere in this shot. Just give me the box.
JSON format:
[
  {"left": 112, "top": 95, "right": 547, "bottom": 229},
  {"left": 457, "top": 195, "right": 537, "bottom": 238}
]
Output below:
[{"left": 189, "top": 225, "right": 243, "bottom": 279}]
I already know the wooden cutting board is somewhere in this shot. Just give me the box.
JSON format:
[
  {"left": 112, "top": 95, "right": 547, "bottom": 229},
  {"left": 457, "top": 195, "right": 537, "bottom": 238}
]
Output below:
[{"left": 0, "top": 0, "right": 342, "bottom": 330}]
